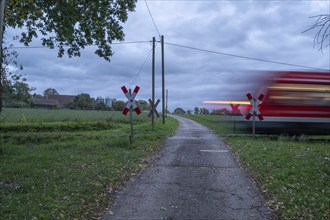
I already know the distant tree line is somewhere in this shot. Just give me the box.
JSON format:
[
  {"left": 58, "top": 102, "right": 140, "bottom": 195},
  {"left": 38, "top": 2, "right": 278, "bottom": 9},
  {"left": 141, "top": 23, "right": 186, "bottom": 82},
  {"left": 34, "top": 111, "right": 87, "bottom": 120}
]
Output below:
[
  {"left": 173, "top": 107, "right": 210, "bottom": 115},
  {"left": 66, "top": 93, "right": 151, "bottom": 111},
  {"left": 2, "top": 86, "right": 152, "bottom": 112},
  {"left": 4, "top": 83, "right": 240, "bottom": 115},
  {"left": 173, "top": 107, "right": 240, "bottom": 116}
]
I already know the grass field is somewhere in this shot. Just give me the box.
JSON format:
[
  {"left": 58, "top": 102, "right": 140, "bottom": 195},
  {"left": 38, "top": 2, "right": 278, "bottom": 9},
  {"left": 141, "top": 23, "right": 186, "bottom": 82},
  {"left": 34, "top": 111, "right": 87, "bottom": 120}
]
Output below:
[
  {"left": 0, "top": 108, "right": 178, "bottom": 219},
  {"left": 185, "top": 114, "right": 330, "bottom": 219},
  {"left": 183, "top": 114, "right": 245, "bottom": 135},
  {"left": 0, "top": 108, "right": 149, "bottom": 123}
]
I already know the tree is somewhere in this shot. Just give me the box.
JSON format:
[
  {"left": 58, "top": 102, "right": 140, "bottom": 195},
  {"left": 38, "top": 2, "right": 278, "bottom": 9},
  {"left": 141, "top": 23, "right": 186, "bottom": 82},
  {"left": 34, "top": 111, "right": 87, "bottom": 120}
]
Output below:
[
  {"left": 211, "top": 108, "right": 230, "bottom": 115},
  {"left": 137, "top": 100, "right": 151, "bottom": 111},
  {"left": 3, "top": 80, "right": 34, "bottom": 108},
  {"left": 194, "top": 107, "right": 199, "bottom": 115},
  {"left": 112, "top": 100, "right": 126, "bottom": 111},
  {"left": 174, "top": 108, "right": 186, "bottom": 115},
  {"left": 70, "top": 93, "right": 93, "bottom": 110},
  {"left": 200, "top": 108, "right": 209, "bottom": 115},
  {"left": 43, "top": 88, "right": 59, "bottom": 96},
  {"left": 4, "top": 0, "right": 137, "bottom": 61},
  {"left": 303, "top": 14, "right": 330, "bottom": 52},
  {"left": 1, "top": 45, "right": 34, "bottom": 108},
  {"left": 1, "top": 1, "right": 137, "bottom": 112},
  {"left": 94, "top": 101, "right": 109, "bottom": 111}
]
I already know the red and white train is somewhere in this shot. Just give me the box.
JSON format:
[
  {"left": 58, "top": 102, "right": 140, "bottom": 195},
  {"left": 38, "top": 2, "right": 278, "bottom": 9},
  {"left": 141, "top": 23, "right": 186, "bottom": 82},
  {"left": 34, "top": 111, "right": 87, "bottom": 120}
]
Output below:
[{"left": 244, "top": 71, "right": 330, "bottom": 134}]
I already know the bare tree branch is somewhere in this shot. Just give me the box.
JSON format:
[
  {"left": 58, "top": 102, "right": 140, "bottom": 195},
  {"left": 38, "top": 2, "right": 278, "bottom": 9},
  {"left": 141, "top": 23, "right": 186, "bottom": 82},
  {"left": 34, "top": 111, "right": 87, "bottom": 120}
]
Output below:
[{"left": 303, "top": 14, "right": 330, "bottom": 52}]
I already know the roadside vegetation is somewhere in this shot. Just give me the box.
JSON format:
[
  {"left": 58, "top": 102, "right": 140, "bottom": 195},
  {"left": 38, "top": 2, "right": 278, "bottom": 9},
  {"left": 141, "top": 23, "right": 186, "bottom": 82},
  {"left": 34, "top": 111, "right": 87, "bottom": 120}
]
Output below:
[
  {"left": 0, "top": 108, "right": 178, "bottom": 219},
  {"left": 184, "top": 114, "right": 329, "bottom": 219},
  {"left": 184, "top": 114, "right": 245, "bottom": 134}
]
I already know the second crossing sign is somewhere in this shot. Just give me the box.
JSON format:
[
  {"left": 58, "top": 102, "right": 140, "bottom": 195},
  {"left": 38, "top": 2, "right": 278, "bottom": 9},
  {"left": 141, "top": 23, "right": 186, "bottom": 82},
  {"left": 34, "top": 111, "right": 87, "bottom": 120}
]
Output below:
[{"left": 245, "top": 93, "right": 264, "bottom": 136}]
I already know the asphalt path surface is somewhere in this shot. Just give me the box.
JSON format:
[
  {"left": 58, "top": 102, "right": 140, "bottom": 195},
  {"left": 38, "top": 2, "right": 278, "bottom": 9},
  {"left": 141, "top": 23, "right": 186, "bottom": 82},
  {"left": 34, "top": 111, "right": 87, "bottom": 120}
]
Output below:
[{"left": 102, "top": 115, "right": 273, "bottom": 220}]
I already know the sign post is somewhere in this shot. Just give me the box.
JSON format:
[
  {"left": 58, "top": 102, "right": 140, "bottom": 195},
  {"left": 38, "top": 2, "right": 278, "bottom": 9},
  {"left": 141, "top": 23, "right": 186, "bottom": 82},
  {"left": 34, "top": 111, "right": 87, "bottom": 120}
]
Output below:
[
  {"left": 245, "top": 93, "right": 264, "bottom": 137},
  {"left": 122, "top": 85, "right": 141, "bottom": 144},
  {"left": 230, "top": 104, "right": 240, "bottom": 134},
  {"left": 129, "top": 89, "right": 134, "bottom": 142}
]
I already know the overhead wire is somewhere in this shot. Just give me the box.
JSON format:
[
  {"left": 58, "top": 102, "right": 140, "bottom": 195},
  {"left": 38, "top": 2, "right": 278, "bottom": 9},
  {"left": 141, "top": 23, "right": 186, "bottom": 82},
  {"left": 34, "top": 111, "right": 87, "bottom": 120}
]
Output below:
[
  {"left": 9, "top": 40, "right": 152, "bottom": 49},
  {"left": 130, "top": 48, "right": 153, "bottom": 88},
  {"left": 8, "top": 40, "right": 328, "bottom": 71},
  {"left": 144, "top": 0, "right": 161, "bottom": 37},
  {"left": 140, "top": 0, "right": 325, "bottom": 1},
  {"left": 112, "top": 40, "right": 152, "bottom": 45},
  {"left": 165, "top": 42, "right": 329, "bottom": 71}
]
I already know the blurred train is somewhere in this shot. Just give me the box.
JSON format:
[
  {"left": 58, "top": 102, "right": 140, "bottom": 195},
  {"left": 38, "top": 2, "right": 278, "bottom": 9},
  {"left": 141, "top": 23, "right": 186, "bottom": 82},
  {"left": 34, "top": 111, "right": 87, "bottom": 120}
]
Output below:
[{"left": 242, "top": 71, "right": 330, "bottom": 135}]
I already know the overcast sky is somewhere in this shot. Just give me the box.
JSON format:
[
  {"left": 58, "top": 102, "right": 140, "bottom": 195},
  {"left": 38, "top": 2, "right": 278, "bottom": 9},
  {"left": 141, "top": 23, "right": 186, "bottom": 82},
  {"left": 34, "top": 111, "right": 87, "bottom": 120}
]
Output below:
[{"left": 7, "top": 0, "right": 330, "bottom": 112}]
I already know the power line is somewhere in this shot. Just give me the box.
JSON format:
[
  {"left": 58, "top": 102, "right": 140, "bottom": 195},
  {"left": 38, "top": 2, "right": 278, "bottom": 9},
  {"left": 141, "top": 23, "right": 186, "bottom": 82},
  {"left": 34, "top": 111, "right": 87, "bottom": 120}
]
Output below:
[
  {"left": 112, "top": 40, "right": 152, "bottom": 45},
  {"left": 140, "top": 0, "right": 329, "bottom": 1},
  {"left": 8, "top": 46, "right": 47, "bottom": 49},
  {"left": 144, "top": 0, "right": 161, "bottom": 37},
  {"left": 165, "top": 42, "right": 329, "bottom": 71},
  {"left": 9, "top": 40, "right": 151, "bottom": 49},
  {"left": 130, "top": 48, "right": 153, "bottom": 87}
]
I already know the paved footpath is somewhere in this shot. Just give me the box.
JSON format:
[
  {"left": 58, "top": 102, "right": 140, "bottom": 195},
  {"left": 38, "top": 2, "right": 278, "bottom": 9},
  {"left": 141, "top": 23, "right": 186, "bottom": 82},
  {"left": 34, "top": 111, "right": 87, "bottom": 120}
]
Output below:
[{"left": 102, "top": 115, "right": 273, "bottom": 220}]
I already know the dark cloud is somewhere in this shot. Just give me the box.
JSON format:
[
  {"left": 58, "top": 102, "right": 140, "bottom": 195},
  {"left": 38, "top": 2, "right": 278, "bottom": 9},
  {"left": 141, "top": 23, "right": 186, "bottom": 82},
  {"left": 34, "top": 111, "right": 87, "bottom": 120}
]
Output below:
[{"left": 7, "top": 1, "right": 330, "bottom": 112}]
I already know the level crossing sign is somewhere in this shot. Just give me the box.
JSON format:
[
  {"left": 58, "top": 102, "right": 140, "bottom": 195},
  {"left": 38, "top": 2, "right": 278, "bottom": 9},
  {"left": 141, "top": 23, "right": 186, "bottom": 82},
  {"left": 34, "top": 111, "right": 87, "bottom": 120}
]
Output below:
[
  {"left": 121, "top": 85, "right": 141, "bottom": 115},
  {"left": 245, "top": 93, "right": 264, "bottom": 121},
  {"left": 230, "top": 104, "right": 241, "bottom": 116},
  {"left": 148, "top": 99, "right": 160, "bottom": 118}
]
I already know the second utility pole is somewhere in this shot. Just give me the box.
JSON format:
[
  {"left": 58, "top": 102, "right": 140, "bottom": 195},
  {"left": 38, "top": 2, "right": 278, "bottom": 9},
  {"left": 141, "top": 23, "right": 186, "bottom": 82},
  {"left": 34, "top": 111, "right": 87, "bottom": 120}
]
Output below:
[
  {"left": 152, "top": 37, "right": 155, "bottom": 130},
  {"left": 161, "top": 35, "right": 165, "bottom": 124}
]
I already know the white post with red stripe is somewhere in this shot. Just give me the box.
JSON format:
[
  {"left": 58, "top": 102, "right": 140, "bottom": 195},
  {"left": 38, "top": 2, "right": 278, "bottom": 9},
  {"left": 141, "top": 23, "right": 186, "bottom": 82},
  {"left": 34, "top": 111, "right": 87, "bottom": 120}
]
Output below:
[
  {"left": 121, "top": 86, "right": 141, "bottom": 115},
  {"left": 121, "top": 85, "right": 141, "bottom": 144},
  {"left": 246, "top": 93, "right": 264, "bottom": 136}
]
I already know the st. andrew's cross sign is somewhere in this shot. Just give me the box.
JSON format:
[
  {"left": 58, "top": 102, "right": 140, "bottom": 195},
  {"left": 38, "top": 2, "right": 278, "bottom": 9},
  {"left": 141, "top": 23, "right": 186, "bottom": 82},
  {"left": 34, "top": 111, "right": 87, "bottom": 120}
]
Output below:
[
  {"left": 245, "top": 93, "right": 264, "bottom": 121},
  {"left": 148, "top": 98, "right": 160, "bottom": 118},
  {"left": 121, "top": 85, "right": 141, "bottom": 115},
  {"left": 121, "top": 85, "right": 141, "bottom": 144},
  {"left": 245, "top": 93, "right": 264, "bottom": 136}
]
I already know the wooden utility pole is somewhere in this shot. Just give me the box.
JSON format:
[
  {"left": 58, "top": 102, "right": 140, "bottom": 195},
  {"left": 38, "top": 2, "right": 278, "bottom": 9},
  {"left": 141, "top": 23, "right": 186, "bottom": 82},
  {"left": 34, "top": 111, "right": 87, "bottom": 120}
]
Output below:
[
  {"left": 0, "top": 0, "right": 6, "bottom": 113},
  {"left": 161, "top": 35, "right": 165, "bottom": 124},
  {"left": 152, "top": 37, "right": 155, "bottom": 130}
]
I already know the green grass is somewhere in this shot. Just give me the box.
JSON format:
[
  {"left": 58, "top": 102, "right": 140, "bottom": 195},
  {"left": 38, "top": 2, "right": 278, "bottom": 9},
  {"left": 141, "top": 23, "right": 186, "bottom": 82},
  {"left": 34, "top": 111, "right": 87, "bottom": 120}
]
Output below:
[
  {"left": 227, "top": 137, "right": 329, "bottom": 219},
  {"left": 0, "top": 108, "right": 149, "bottom": 123},
  {"left": 185, "top": 114, "right": 330, "bottom": 219},
  {"left": 0, "top": 108, "right": 178, "bottom": 219},
  {"left": 183, "top": 114, "right": 246, "bottom": 134}
]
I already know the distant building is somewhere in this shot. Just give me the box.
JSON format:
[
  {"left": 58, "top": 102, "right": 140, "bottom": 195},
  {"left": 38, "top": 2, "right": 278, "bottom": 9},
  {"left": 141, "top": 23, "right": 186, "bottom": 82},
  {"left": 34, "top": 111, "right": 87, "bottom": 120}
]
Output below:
[
  {"left": 32, "top": 94, "right": 115, "bottom": 109},
  {"left": 47, "top": 95, "right": 76, "bottom": 108},
  {"left": 95, "top": 96, "right": 113, "bottom": 108},
  {"left": 32, "top": 98, "right": 59, "bottom": 109},
  {"left": 96, "top": 96, "right": 105, "bottom": 104},
  {"left": 105, "top": 97, "right": 113, "bottom": 108},
  {"left": 32, "top": 95, "right": 76, "bottom": 109}
]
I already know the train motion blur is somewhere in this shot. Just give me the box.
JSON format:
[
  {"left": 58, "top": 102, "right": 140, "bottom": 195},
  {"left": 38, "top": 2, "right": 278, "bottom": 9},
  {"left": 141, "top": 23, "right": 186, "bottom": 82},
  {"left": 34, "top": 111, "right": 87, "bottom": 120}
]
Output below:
[
  {"left": 204, "top": 70, "right": 330, "bottom": 135},
  {"left": 244, "top": 71, "right": 330, "bottom": 134}
]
